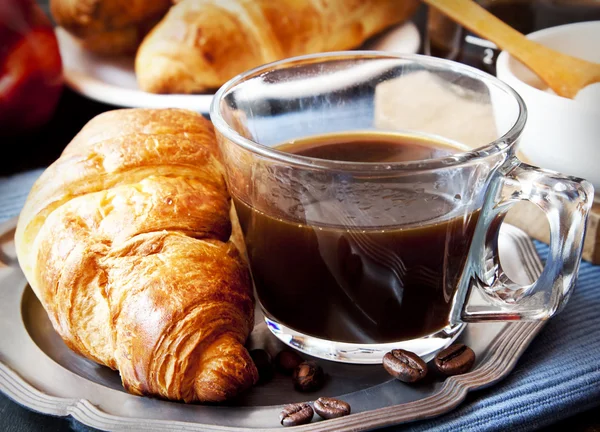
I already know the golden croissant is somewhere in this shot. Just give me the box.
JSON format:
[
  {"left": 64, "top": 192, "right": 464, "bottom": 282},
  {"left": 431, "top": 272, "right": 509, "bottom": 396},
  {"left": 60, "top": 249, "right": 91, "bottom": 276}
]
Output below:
[
  {"left": 50, "top": 0, "right": 172, "bottom": 55},
  {"left": 14, "top": 108, "right": 259, "bottom": 402},
  {"left": 135, "top": 0, "right": 420, "bottom": 93}
]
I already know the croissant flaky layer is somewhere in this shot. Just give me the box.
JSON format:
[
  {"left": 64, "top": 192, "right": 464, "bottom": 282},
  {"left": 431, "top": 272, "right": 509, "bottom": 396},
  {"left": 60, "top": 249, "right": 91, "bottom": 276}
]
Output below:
[
  {"left": 14, "top": 108, "right": 259, "bottom": 402},
  {"left": 135, "top": 0, "right": 420, "bottom": 93}
]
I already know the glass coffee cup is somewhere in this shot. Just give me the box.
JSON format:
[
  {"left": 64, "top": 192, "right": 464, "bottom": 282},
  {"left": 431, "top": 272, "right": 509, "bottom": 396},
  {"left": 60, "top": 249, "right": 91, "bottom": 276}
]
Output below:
[{"left": 210, "top": 52, "right": 593, "bottom": 364}]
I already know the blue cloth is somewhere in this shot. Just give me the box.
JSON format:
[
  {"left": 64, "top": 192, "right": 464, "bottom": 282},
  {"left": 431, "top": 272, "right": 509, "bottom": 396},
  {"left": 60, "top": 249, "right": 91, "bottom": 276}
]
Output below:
[
  {"left": 0, "top": 169, "right": 43, "bottom": 223},
  {"left": 1, "top": 170, "right": 599, "bottom": 432},
  {"left": 401, "top": 241, "right": 600, "bottom": 431}
]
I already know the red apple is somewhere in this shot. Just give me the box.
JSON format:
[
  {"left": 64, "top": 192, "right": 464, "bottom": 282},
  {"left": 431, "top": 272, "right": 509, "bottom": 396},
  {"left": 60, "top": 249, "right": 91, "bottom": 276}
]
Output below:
[{"left": 0, "top": 0, "right": 63, "bottom": 136}]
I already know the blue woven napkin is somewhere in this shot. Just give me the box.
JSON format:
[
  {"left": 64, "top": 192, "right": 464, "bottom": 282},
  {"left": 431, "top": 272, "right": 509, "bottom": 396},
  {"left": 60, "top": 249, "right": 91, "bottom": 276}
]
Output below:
[
  {"left": 400, "top": 241, "right": 600, "bottom": 432},
  {"left": 1, "top": 169, "right": 599, "bottom": 432}
]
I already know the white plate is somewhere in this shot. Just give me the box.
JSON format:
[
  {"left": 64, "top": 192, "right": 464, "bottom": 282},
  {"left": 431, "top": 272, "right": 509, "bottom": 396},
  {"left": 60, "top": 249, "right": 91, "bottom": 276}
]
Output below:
[{"left": 55, "top": 21, "right": 421, "bottom": 114}]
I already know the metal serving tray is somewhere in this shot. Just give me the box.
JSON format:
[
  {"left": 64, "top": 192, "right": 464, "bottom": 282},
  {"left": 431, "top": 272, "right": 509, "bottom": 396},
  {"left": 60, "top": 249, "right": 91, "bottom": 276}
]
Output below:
[{"left": 0, "top": 217, "right": 544, "bottom": 431}]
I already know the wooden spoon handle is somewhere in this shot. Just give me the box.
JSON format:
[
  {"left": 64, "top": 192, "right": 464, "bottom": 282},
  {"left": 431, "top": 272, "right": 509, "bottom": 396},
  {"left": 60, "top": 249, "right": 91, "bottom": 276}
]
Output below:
[
  {"left": 422, "top": 0, "right": 592, "bottom": 97},
  {"left": 423, "top": 0, "right": 538, "bottom": 54}
]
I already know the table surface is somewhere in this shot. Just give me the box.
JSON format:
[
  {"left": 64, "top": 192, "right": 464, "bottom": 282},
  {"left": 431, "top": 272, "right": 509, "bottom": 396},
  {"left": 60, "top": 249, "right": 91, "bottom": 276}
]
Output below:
[{"left": 1, "top": 2, "right": 599, "bottom": 431}]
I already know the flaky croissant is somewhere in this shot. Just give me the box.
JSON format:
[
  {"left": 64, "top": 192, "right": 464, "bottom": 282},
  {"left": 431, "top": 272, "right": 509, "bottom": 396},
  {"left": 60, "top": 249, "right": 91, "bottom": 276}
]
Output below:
[
  {"left": 50, "top": 0, "right": 172, "bottom": 55},
  {"left": 14, "top": 108, "right": 259, "bottom": 402},
  {"left": 135, "top": 0, "right": 420, "bottom": 93}
]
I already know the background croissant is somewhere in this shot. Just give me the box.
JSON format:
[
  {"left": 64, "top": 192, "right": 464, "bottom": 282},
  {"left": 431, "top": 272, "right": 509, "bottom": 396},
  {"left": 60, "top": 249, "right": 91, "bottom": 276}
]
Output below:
[
  {"left": 14, "top": 108, "right": 259, "bottom": 402},
  {"left": 50, "top": 0, "right": 172, "bottom": 55},
  {"left": 135, "top": 0, "right": 420, "bottom": 93}
]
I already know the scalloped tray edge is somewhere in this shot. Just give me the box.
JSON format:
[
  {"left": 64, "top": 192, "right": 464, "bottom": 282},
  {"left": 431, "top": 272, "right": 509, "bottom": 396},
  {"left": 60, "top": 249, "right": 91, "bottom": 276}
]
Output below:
[{"left": 0, "top": 218, "right": 545, "bottom": 432}]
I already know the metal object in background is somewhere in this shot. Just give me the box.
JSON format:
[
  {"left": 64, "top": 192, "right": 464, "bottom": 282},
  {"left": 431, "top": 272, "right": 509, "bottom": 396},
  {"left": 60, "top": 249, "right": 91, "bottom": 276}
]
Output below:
[{"left": 425, "top": 0, "right": 600, "bottom": 75}]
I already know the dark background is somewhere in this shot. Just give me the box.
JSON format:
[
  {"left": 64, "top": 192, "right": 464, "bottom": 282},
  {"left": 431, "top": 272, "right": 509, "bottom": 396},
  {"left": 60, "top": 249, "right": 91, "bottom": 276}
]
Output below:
[{"left": 1, "top": 1, "right": 599, "bottom": 431}]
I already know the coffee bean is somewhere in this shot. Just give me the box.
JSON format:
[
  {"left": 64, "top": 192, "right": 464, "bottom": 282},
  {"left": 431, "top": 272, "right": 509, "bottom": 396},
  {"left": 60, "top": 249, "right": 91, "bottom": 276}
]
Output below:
[
  {"left": 434, "top": 343, "right": 476, "bottom": 376},
  {"left": 382, "top": 349, "right": 428, "bottom": 383},
  {"left": 275, "top": 349, "right": 304, "bottom": 375},
  {"left": 279, "top": 402, "right": 314, "bottom": 426},
  {"left": 313, "top": 397, "right": 351, "bottom": 419},
  {"left": 249, "top": 349, "right": 274, "bottom": 384},
  {"left": 292, "top": 361, "right": 325, "bottom": 392}
]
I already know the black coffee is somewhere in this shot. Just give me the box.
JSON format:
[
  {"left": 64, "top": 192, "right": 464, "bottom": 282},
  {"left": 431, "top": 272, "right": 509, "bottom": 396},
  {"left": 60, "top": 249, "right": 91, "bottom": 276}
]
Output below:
[
  {"left": 275, "top": 131, "right": 457, "bottom": 162},
  {"left": 233, "top": 132, "right": 479, "bottom": 343}
]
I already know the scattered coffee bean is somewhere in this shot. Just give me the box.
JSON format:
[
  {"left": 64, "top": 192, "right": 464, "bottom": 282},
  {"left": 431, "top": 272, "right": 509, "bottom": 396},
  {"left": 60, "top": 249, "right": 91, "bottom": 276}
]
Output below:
[
  {"left": 434, "top": 343, "right": 476, "bottom": 376},
  {"left": 249, "top": 349, "right": 274, "bottom": 384},
  {"left": 382, "top": 349, "right": 428, "bottom": 383},
  {"left": 279, "top": 402, "right": 314, "bottom": 426},
  {"left": 313, "top": 397, "right": 351, "bottom": 419},
  {"left": 292, "top": 361, "right": 325, "bottom": 392},
  {"left": 275, "top": 349, "right": 304, "bottom": 375}
]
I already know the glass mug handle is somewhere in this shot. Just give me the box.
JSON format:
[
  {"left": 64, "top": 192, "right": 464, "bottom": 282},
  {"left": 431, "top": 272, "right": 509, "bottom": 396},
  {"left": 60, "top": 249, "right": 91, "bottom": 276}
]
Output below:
[{"left": 452, "top": 159, "right": 594, "bottom": 323}]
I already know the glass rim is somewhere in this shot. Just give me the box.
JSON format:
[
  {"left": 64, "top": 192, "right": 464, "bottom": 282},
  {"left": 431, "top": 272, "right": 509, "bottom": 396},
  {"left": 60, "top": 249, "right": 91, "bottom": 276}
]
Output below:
[{"left": 210, "top": 51, "right": 527, "bottom": 172}]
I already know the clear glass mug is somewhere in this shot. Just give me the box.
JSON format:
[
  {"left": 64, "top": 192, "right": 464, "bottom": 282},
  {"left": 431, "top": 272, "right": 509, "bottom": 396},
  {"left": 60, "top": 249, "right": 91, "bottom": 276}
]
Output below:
[{"left": 210, "top": 52, "right": 593, "bottom": 364}]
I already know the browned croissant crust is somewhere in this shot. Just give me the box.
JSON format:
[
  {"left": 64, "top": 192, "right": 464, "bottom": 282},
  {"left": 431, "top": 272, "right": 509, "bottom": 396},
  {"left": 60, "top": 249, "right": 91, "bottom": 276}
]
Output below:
[
  {"left": 135, "top": 0, "right": 420, "bottom": 93},
  {"left": 14, "top": 108, "right": 259, "bottom": 402},
  {"left": 50, "top": 0, "right": 172, "bottom": 55}
]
